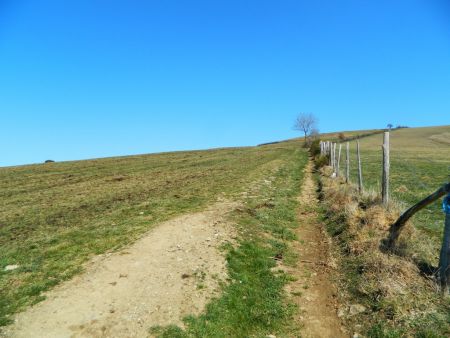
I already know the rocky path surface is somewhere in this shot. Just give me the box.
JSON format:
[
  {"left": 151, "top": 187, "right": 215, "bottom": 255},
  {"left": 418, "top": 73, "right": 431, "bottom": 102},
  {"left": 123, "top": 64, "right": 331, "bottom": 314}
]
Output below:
[
  {"left": 286, "top": 161, "right": 346, "bottom": 338},
  {"left": 2, "top": 201, "right": 238, "bottom": 338}
]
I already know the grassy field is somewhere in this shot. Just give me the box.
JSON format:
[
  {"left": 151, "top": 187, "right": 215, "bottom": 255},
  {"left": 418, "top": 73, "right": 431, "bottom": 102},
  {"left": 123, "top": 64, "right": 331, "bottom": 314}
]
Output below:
[
  {"left": 0, "top": 140, "right": 304, "bottom": 326},
  {"left": 345, "top": 126, "right": 450, "bottom": 253}
]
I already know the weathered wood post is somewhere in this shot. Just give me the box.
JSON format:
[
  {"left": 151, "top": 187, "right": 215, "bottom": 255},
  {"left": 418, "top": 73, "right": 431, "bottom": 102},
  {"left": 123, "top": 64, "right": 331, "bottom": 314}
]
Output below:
[
  {"left": 439, "top": 194, "right": 450, "bottom": 293},
  {"left": 346, "top": 142, "right": 350, "bottom": 183},
  {"left": 331, "top": 142, "right": 334, "bottom": 168},
  {"left": 328, "top": 142, "right": 332, "bottom": 166},
  {"left": 382, "top": 132, "right": 390, "bottom": 206},
  {"left": 331, "top": 143, "right": 334, "bottom": 169},
  {"left": 357, "top": 140, "right": 363, "bottom": 193},
  {"left": 333, "top": 143, "right": 337, "bottom": 172},
  {"left": 337, "top": 144, "right": 342, "bottom": 177}
]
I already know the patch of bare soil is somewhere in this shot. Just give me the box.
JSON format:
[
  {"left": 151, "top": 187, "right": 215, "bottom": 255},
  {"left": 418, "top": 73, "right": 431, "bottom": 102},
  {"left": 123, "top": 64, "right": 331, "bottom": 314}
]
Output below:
[
  {"left": 429, "top": 132, "right": 450, "bottom": 145},
  {"left": 286, "top": 161, "right": 346, "bottom": 338},
  {"left": 2, "top": 202, "right": 238, "bottom": 338}
]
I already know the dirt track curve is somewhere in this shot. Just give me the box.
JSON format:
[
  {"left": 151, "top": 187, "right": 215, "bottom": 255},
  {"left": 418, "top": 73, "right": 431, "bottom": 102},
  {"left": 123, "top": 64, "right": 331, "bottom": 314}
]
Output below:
[{"left": 2, "top": 201, "right": 238, "bottom": 338}]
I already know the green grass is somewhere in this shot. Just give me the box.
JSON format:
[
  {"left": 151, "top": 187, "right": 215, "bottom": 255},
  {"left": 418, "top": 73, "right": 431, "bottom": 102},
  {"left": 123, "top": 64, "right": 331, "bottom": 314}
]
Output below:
[
  {"left": 0, "top": 141, "right": 303, "bottom": 326},
  {"left": 346, "top": 126, "right": 450, "bottom": 254},
  {"left": 151, "top": 149, "right": 308, "bottom": 337}
]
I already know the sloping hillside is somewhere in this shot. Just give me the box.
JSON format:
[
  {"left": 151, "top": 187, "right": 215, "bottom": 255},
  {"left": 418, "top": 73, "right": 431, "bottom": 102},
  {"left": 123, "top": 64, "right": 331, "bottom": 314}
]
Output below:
[{"left": 0, "top": 142, "right": 304, "bottom": 328}]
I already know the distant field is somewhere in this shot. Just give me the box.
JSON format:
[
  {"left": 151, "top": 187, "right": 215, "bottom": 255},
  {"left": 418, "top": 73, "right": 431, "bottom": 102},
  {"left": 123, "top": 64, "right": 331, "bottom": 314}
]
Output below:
[
  {"left": 320, "top": 128, "right": 385, "bottom": 140},
  {"left": 0, "top": 141, "right": 303, "bottom": 325},
  {"left": 344, "top": 126, "right": 450, "bottom": 253}
]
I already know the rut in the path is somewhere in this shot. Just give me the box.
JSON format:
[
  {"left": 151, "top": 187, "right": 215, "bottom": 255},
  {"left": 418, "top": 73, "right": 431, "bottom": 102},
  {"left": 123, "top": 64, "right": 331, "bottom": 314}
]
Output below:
[{"left": 286, "top": 161, "right": 346, "bottom": 338}]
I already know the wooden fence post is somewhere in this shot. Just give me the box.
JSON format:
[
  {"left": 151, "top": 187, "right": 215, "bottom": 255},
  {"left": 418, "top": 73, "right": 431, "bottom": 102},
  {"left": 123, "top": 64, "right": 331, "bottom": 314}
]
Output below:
[
  {"left": 333, "top": 143, "right": 337, "bottom": 172},
  {"left": 331, "top": 142, "right": 334, "bottom": 168},
  {"left": 346, "top": 142, "right": 350, "bottom": 183},
  {"left": 382, "top": 132, "right": 390, "bottom": 206},
  {"left": 337, "top": 144, "right": 342, "bottom": 177},
  {"left": 331, "top": 143, "right": 334, "bottom": 170},
  {"left": 357, "top": 140, "right": 363, "bottom": 193},
  {"left": 328, "top": 142, "right": 332, "bottom": 166},
  {"left": 439, "top": 194, "right": 450, "bottom": 293}
]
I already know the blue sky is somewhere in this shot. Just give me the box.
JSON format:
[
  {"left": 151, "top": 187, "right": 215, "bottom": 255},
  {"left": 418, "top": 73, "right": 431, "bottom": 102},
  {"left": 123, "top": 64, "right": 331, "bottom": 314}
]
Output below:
[{"left": 1, "top": 0, "right": 449, "bottom": 166}]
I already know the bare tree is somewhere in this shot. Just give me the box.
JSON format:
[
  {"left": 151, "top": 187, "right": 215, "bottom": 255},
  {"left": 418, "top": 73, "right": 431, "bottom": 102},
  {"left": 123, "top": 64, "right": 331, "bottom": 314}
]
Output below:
[{"left": 294, "top": 113, "right": 318, "bottom": 143}]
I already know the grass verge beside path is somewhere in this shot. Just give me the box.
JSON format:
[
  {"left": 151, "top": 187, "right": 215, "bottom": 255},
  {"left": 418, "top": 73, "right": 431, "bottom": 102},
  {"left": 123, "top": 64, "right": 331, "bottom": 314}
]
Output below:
[
  {"left": 316, "top": 166, "right": 450, "bottom": 337},
  {"left": 152, "top": 150, "right": 308, "bottom": 337}
]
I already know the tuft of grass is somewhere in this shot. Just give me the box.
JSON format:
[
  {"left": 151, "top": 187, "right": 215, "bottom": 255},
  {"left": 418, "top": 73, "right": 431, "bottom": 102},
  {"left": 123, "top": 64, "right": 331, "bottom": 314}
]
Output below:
[
  {"left": 152, "top": 150, "right": 308, "bottom": 337},
  {"left": 367, "top": 323, "right": 404, "bottom": 338}
]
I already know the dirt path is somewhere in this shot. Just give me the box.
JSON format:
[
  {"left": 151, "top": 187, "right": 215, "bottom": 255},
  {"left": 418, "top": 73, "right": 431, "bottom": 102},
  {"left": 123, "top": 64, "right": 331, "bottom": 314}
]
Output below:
[
  {"left": 2, "top": 201, "right": 238, "bottom": 338},
  {"left": 286, "top": 161, "right": 346, "bottom": 338}
]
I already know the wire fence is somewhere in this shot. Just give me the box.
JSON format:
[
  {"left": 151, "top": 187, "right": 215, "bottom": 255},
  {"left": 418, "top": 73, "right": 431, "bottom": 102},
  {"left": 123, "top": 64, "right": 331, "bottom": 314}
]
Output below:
[{"left": 319, "top": 133, "right": 450, "bottom": 292}]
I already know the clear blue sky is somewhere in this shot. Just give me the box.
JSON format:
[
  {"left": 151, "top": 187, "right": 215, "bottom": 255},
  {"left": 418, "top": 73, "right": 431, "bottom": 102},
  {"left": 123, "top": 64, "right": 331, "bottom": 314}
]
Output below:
[{"left": 1, "top": 0, "right": 450, "bottom": 166}]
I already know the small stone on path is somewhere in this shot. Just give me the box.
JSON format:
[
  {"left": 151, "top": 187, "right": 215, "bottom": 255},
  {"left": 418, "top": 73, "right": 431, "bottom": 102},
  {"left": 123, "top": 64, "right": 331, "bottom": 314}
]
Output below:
[{"left": 349, "top": 304, "right": 366, "bottom": 316}]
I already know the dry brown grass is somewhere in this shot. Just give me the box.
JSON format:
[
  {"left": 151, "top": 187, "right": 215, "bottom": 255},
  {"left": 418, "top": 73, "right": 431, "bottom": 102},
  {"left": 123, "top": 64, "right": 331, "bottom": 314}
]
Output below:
[{"left": 318, "top": 168, "right": 450, "bottom": 336}]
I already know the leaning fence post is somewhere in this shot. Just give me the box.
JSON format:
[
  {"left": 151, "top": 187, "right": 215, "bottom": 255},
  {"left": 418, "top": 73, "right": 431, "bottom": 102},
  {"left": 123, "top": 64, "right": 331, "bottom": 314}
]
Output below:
[
  {"left": 439, "top": 194, "right": 450, "bottom": 293},
  {"left": 337, "top": 144, "right": 342, "bottom": 177},
  {"left": 346, "top": 142, "right": 350, "bottom": 183},
  {"left": 386, "top": 183, "right": 450, "bottom": 248},
  {"left": 357, "top": 140, "right": 363, "bottom": 193},
  {"left": 382, "top": 132, "right": 390, "bottom": 206}
]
